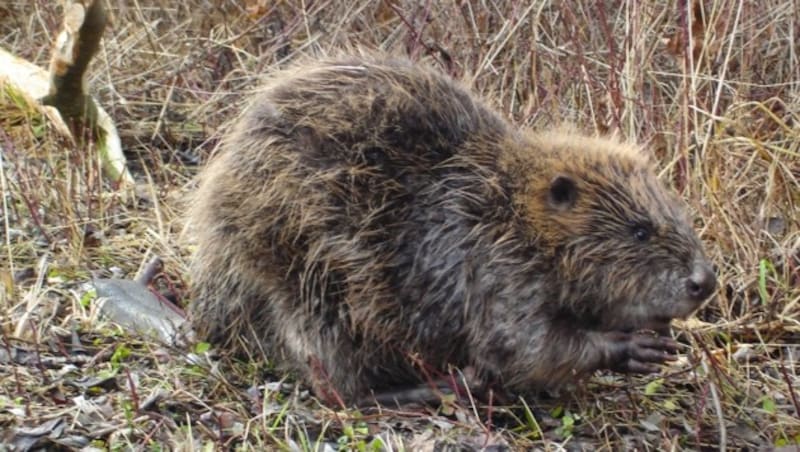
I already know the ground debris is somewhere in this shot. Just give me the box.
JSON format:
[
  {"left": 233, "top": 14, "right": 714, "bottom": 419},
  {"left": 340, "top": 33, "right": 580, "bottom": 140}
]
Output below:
[
  {"left": 5, "top": 417, "right": 91, "bottom": 451},
  {"left": 94, "top": 277, "right": 191, "bottom": 346}
]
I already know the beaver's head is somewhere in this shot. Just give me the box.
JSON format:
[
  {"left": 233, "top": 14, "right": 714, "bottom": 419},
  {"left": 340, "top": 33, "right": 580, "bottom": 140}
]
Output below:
[{"left": 514, "top": 130, "right": 716, "bottom": 334}]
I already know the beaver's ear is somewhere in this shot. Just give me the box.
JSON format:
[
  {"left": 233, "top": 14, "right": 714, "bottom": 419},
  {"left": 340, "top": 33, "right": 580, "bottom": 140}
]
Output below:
[{"left": 547, "top": 175, "right": 577, "bottom": 210}]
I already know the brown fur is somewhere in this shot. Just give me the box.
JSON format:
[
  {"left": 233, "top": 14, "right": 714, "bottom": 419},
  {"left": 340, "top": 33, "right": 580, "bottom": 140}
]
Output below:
[{"left": 186, "top": 53, "right": 716, "bottom": 405}]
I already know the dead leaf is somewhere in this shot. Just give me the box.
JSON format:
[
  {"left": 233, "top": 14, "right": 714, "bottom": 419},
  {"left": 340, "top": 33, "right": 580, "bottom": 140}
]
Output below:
[{"left": 93, "top": 278, "right": 191, "bottom": 346}]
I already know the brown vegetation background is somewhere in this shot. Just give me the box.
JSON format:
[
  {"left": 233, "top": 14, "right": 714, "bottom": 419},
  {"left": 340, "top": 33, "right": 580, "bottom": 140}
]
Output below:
[{"left": 0, "top": 0, "right": 798, "bottom": 449}]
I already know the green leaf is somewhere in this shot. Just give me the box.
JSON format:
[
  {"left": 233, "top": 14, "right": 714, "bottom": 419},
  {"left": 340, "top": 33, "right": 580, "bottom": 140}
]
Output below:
[
  {"left": 80, "top": 289, "right": 97, "bottom": 308},
  {"left": 758, "top": 259, "right": 770, "bottom": 304},
  {"left": 355, "top": 422, "right": 369, "bottom": 435},
  {"left": 645, "top": 378, "right": 664, "bottom": 395},
  {"left": 111, "top": 344, "right": 131, "bottom": 367},
  {"left": 662, "top": 399, "right": 678, "bottom": 411},
  {"left": 47, "top": 267, "right": 65, "bottom": 282},
  {"left": 30, "top": 122, "right": 46, "bottom": 138},
  {"left": 369, "top": 437, "right": 386, "bottom": 451},
  {"left": 194, "top": 342, "right": 211, "bottom": 354},
  {"left": 96, "top": 368, "right": 118, "bottom": 380},
  {"left": 122, "top": 399, "right": 135, "bottom": 422},
  {"left": 520, "top": 397, "right": 542, "bottom": 439},
  {"left": 762, "top": 396, "right": 776, "bottom": 414}
]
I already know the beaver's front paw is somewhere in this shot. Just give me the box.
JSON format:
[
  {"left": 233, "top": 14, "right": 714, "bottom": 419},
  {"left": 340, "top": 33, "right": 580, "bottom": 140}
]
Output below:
[{"left": 600, "top": 331, "right": 679, "bottom": 374}]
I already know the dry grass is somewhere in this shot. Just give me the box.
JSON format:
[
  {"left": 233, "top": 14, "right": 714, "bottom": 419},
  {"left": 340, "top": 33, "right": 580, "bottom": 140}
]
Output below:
[{"left": 1, "top": 0, "right": 798, "bottom": 450}]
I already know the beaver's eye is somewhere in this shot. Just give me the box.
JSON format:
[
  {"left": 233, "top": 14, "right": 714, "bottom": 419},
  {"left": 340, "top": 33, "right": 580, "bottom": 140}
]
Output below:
[{"left": 632, "top": 224, "right": 652, "bottom": 242}]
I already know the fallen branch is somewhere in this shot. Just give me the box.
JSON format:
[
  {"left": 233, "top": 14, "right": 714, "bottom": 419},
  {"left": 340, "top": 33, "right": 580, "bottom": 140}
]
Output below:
[{"left": 0, "top": 0, "right": 133, "bottom": 185}]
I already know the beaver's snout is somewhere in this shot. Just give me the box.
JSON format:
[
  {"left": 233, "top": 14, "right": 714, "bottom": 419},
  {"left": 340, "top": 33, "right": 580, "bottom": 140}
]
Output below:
[{"left": 686, "top": 260, "right": 716, "bottom": 304}]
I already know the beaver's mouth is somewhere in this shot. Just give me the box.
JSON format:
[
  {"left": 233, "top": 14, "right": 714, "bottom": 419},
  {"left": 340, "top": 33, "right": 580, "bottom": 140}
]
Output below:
[
  {"left": 617, "top": 316, "right": 673, "bottom": 336},
  {"left": 637, "top": 316, "right": 673, "bottom": 336}
]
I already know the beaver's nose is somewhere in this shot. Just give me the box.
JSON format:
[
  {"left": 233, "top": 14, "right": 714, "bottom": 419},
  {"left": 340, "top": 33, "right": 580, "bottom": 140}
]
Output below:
[{"left": 686, "top": 262, "right": 716, "bottom": 302}]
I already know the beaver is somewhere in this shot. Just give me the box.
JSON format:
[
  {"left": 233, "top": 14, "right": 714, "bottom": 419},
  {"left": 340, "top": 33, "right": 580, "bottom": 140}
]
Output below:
[{"left": 187, "top": 53, "right": 716, "bottom": 406}]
